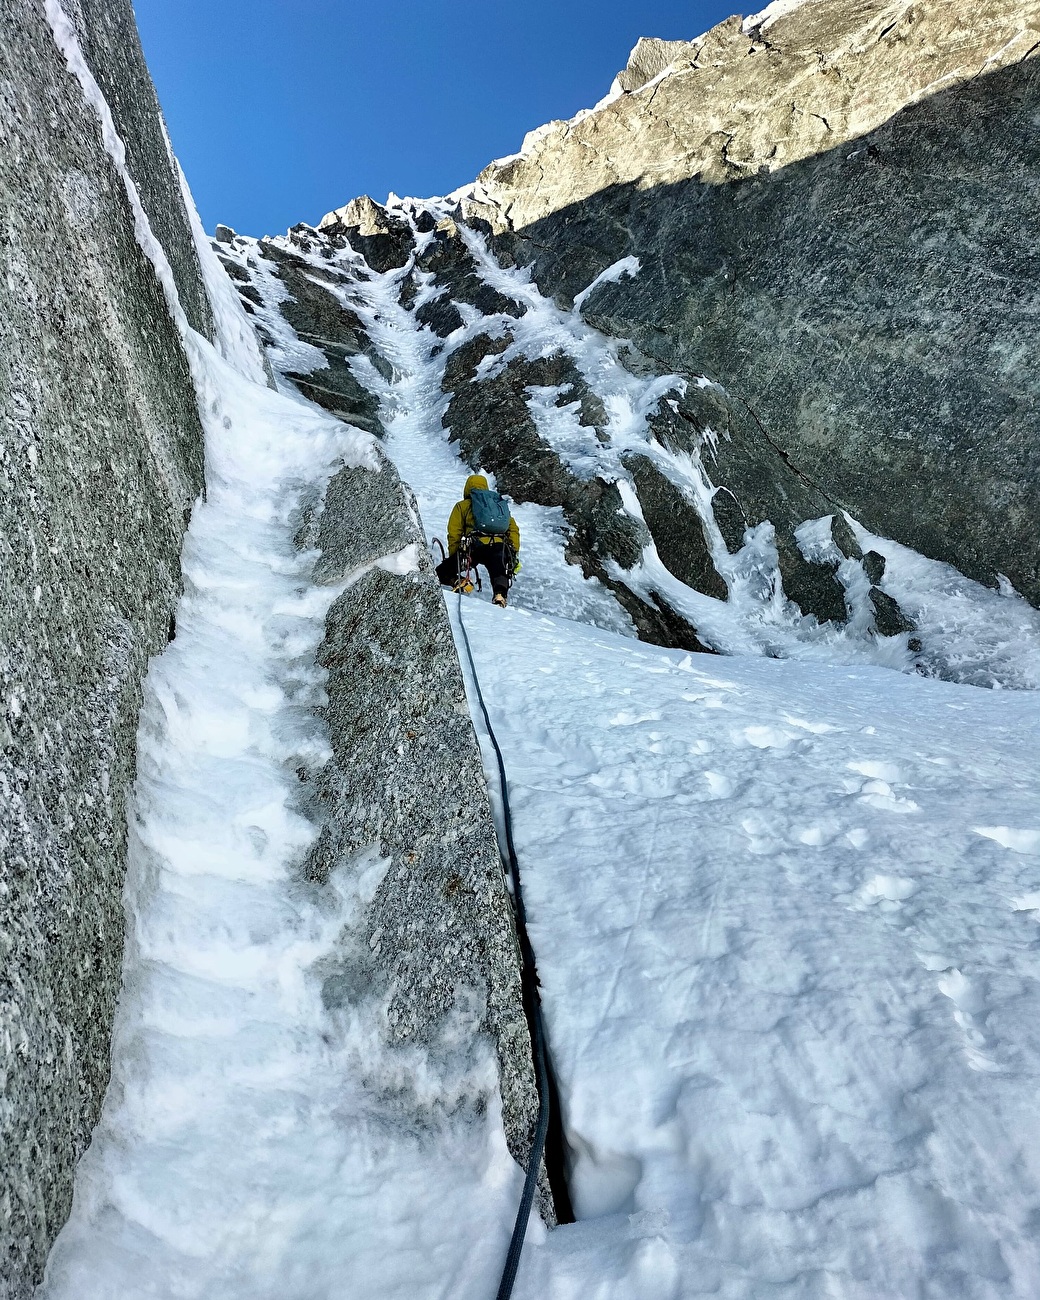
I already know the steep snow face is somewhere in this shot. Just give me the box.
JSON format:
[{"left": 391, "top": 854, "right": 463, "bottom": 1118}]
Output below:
[{"left": 459, "top": 599, "right": 1040, "bottom": 1298}]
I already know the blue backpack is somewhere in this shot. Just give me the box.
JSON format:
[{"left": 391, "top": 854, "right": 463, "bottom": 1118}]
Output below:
[{"left": 469, "top": 488, "right": 512, "bottom": 537}]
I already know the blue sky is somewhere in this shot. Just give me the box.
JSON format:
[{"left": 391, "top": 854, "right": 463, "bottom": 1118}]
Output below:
[{"left": 134, "top": 0, "right": 739, "bottom": 238}]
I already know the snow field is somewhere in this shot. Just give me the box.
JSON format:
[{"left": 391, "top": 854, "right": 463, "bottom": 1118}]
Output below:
[{"left": 457, "top": 601, "right": 1040, "bottom": 1298}]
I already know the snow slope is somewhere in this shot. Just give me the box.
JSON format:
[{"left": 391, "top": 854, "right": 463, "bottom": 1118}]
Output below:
[
  {"left": 334, "top": 229, "right": 1040, "bottom": 1297},
  {"left": 239, "top": 223, "right": 1040, "bottom": 1295},
  {"left": 459, "top": 599, "right": 1040, "bottom": 1297}
]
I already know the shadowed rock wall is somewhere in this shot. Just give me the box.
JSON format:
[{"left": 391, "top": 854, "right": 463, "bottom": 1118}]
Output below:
[
  {"left": 0, "top": 1, "right": 207, "bottom": 1293},
  {"left": 460, "top": 0, "right": 1040, "bottom": 604}
]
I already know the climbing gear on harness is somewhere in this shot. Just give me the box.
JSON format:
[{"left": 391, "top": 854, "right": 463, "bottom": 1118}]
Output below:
[
  {"left": 468, "top": 487, "right": 512, "bottom": 537},
  {"left": 455, "top": 535, "right": 482, "bottom": 593},
  {"left": 453, "top": 595, "right": 574, "bottom": 1298}
]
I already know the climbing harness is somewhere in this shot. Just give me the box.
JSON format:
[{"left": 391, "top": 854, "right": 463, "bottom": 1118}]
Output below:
[
  {"left": 442, "top": 533, "right": 518, "bottom": 599},
  {"left": 453, "top": 594, "right": 573, "bottom": 1299},
  {"left": 457, "top": 535, "right": 481, "bottom": 593}
]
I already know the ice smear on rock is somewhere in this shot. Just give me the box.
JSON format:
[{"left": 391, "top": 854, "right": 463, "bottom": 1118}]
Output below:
[{"left": 850, "top": 519, "right": 1040, "bottom": 690}]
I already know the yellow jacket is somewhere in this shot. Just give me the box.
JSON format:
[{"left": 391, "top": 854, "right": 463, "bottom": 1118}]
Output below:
[{"left": 447, "top": 474, "right": 521, "bottom": 556}]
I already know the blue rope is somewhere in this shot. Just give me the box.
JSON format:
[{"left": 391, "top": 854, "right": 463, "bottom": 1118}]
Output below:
[{"left": 454, "top": 594, "right": 557, "bottom": 1300}]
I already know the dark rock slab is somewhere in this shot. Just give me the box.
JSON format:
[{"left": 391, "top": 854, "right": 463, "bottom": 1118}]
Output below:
[
  {"left": 415, "top": 293, "right": 466, "bottom": 339},
  {"left": 488, "top": 32, "right": 1040, "bottom": 604},
  {"left": 623, "top": 452, "right": 727, "bottom": 598},
  {"left": 778, "top": 539, "right": 849, "bottom": 625},
  {"left": 252, "top": 241, "right": 385, "bottom": 435}
]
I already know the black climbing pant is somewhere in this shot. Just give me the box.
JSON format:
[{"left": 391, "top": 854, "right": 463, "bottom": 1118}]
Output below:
[{"left": 436, "top": 541, "right": 511, "bottom": 599}]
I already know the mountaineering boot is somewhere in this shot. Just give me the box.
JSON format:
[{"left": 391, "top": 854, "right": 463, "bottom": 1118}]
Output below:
[{"left": 493, "top": 593, "right": 507, "bottom": 608}]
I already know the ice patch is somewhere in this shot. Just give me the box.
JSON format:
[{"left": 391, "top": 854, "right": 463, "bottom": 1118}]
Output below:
[
  {"left": 573, "top": 255, "right": 641, "bottom": 312},
  {"left": 974, "top": 826, "right": 1040, "bottom": 855}
]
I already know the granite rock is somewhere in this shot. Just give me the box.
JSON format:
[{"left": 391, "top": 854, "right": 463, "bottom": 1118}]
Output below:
[
  {"left": 0, "top": 1, "right": 206, "bottom": 1291},
  {"left": 307, "top": 452, "right": 550, "bottom": 1219},
  {"left": 257, "top": 239, "right": 385, "bottom": 435},
  {"left": 318, "top": 194, "right": 414, "bottom": 273},
  {"left": 467, "top": 0, "right": 1040, "bottom": 606}
]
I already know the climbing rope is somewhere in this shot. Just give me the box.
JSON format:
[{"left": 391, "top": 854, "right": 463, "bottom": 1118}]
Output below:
[{"left": 453, "top": 593, "right": 571, "bottom": 1299}]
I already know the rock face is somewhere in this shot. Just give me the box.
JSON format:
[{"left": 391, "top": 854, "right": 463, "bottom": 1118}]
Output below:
[
  {"left": 461, "top": 0, "right": 1040, "bottom": 605},
  {"left": 236, "top": 196, "right": 917, "bottom": 657},
  {"left": 0, "top": 1, "right": 207, "bottom": 1292},
  {"left": 3, "top": 2, "right": 543, "bottom": 1293},
  {"left": 251, "top": 238, "right": 385, "bottom": 434},
  {"left": 305, "top": 454, "right": 547, "bottom": 1214},
  {"left": 261, "top": 1, "right": 1040, "bottom": 663}
]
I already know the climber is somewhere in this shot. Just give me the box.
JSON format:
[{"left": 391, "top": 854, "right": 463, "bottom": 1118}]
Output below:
[{"left": 436, "top": 473, "right": 520, "bottom": 608}]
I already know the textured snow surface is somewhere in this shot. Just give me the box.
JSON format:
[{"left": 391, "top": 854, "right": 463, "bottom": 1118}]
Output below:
[
  {"left": 248, "top": 216, "right": 1040, "bottom": 1296},
  {"left": 460, "top": 600, "right": 1040, "bottom": 1298}
]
